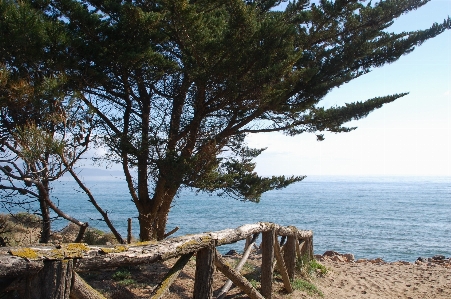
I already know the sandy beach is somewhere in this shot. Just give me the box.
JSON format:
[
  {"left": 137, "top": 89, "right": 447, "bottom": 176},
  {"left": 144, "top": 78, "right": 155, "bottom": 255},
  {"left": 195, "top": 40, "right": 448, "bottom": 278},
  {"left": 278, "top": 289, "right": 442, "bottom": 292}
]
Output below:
[{"left": 315, "top": 258, "right": 451, "bottom": 299}]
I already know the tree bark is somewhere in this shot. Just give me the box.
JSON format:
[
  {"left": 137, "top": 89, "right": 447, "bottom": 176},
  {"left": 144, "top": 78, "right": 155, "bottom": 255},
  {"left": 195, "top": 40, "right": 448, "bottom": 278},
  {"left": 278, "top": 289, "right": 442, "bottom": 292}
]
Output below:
[
  {"left": 137, "top": 207, "right": 153, "bottom": 242},
  {"left": 193, "top": 243, "right": 215, "bottom": 299}
]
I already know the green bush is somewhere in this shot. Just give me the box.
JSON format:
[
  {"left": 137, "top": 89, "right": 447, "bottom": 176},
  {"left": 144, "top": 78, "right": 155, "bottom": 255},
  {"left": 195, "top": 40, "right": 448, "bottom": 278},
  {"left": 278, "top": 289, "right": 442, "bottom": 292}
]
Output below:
[{"left": 297, "top": 255, "right": 328, "bottom": 277}]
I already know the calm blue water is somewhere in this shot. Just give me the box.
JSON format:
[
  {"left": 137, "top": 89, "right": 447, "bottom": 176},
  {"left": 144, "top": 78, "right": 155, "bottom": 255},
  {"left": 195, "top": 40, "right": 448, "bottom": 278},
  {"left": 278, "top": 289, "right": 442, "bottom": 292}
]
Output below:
[{"left": 5, "top": 176, "right": 450, "bottom": 262}]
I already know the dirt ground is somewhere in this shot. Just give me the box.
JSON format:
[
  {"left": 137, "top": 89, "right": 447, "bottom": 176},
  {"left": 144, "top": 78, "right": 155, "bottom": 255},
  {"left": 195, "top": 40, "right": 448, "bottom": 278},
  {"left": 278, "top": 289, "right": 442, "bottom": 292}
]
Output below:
[{"left": 78, "top": 252, "right": 451, "bottom": 299}]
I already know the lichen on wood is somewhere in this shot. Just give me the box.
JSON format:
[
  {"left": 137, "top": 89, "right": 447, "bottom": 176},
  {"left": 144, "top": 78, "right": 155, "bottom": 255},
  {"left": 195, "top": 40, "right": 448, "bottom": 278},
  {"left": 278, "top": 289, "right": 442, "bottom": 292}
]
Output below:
[{"left": 9, "top": 248, "right": 39, "bottom": 259}]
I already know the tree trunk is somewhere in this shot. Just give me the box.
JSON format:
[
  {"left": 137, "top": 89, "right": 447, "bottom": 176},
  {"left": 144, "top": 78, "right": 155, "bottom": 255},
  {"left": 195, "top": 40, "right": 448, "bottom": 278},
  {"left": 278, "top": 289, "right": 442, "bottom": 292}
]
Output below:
[
  {"left": 138, "top": 183, "right": 179, "bottom": 241},
  {"left": 137, "top": 208, "right": 153, "bottom": 241},
  {"left": 38, "top": 188, "right": 51, "bottom": 244}
]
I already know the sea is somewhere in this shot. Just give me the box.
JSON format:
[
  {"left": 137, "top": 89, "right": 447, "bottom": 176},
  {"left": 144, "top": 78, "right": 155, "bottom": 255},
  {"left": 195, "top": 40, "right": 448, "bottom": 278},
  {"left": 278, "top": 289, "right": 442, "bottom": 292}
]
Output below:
[{"left": 4, "top": 176, "right": 450, "bottom": 262}]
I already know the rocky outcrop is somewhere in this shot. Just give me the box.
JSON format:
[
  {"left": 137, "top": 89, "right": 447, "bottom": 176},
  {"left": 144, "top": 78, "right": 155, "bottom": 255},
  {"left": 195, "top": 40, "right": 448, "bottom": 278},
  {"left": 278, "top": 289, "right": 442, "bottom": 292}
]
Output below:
[{"left": 316, "top": 251, "right": 451, "bottom": 268}]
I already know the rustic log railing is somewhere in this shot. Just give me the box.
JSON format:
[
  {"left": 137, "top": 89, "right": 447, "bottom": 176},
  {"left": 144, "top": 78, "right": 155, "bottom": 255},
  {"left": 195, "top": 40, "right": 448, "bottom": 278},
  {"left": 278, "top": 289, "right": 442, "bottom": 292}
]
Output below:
[{"left": 0, "top": 222, "right": 313, "bottom": 299}]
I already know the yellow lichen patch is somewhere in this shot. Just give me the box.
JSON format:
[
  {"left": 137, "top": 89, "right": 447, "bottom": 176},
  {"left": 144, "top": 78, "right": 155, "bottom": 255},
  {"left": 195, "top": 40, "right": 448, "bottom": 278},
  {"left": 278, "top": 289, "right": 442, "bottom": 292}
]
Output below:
[
  {"left": 64, "top": 243, "right": 90, "bottom": 258},
  {"left": 176, "top": 236, "right": 212, "bottom": 253},
  {"left": 48, "top": 249, "right": 65, "bottom": 260},
  {"left": 9, "top": 248, "right": 39, "bottom": 259},
  {"left": 99, "top": 245, "right": 129, "bottom": 254}
]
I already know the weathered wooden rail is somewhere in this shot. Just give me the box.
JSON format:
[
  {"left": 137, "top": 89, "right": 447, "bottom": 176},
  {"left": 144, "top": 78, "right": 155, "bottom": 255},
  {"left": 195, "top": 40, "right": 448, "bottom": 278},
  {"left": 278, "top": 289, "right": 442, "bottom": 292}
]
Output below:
[{"left": 0, "top": 222, "right": 313, "bottom": 299}]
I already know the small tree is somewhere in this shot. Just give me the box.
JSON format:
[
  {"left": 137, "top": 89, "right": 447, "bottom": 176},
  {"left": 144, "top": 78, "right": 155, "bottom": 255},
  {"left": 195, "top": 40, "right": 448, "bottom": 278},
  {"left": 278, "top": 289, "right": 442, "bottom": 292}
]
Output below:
[
  {"left": 27, "top": 0, "right": 451, "bottom": 240},
  {"left": 0, "top": 1, "right": 124, "bottom": 243}
]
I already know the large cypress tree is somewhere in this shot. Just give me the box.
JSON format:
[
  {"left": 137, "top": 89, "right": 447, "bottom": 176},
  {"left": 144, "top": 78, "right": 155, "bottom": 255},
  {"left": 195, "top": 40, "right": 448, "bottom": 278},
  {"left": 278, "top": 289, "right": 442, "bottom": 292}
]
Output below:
[{"left": 30, "top": 0, "right": 450, "bottom": 240}]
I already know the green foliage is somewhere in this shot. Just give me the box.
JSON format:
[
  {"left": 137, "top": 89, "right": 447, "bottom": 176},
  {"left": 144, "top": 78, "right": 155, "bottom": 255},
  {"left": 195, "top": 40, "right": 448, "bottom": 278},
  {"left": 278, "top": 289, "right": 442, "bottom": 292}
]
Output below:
[
  {"left": 14, "top": 123, "right": 65, "bottom": 163},
  {"left": 117, "top": 279, "right": 137, "bottom": 286},
  {"left": 292, "top": 278, "right": 324, "bottom": 297},
  {"left": 249, "top": 278, "right": 260, "bottom": 290},
  {"left": 112, "top": 268, "right": 138, "bottom": 286}
]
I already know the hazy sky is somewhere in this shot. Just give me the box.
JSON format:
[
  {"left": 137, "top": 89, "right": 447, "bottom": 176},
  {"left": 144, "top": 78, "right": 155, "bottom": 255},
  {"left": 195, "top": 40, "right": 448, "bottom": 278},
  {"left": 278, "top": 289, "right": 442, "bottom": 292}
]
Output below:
[{"left": 247, "top": 0, "right": 451, "bottom": 177}]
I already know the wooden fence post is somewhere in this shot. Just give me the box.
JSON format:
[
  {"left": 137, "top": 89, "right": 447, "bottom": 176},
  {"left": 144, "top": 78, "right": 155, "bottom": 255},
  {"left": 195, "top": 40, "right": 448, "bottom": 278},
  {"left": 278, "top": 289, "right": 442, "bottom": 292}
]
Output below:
[
  {"left": 261, "top": 228, "right": 275, "bottom": 298},
  {"left": 299, "top": 235, "right": 314, "bottom": 261},
  {"left": 283, "top": 236, "right": 296, "bottom": 281},
  {"left": 23, "top": 260, "right": 73, "bottom": 299},
  {"left": 193, "top": 242, "right": 215, "bottom": 299},
  {"left": 127, "top": 218, "right": 132, "bottom": 244}
]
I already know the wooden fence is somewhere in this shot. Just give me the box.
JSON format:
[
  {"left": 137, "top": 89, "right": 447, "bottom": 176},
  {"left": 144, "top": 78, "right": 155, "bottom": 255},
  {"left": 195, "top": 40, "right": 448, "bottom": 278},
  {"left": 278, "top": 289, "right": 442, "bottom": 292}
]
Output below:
[{"left": 0, "top": 222, "right": 313, "bottom": 299}]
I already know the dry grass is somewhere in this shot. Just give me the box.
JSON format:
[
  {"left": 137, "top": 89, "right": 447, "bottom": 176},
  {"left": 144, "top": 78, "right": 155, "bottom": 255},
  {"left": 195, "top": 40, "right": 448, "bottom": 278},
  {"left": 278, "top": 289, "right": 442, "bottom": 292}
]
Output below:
[
  {"left": 0, "top": 213, "right": 42, "bottom": 246},
  {"left": 0, "top": 213, "right": 119, "bottom": 246}
]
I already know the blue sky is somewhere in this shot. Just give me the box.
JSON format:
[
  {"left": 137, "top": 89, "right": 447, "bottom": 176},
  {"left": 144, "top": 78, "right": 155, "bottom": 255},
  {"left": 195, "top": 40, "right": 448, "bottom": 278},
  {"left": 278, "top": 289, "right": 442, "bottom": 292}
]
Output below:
[{"left": 247, "top": 0, "right": 451, "bottom": 176}]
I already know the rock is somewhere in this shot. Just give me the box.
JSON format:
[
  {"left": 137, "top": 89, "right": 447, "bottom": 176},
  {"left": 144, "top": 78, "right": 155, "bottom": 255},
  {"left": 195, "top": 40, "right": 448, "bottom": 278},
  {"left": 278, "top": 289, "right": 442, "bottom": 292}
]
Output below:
[
  {"left": 323, "top": 250, "right": 340, "bottom": 257},
  {"left": 331, "top": 255, "right": 345, "bottom": 262},
  {"left": 369, "top": 258, "right": 385, "bottom": 264},
  {"left": 343, "top": 253, "right": 355, "bottom": 262},
  {"left": 314, "top": 254, "right": 324, "bottom": 261},
  {"left": 322, "top": 251, "right": 355, "bottom": 262},
  {"left": 432, "top": 255, "right": 446, "bottom": 261},
  {"left": 224, "top": 249, "right": 238, "bottom": 256},
  {"left": 356, "top": 259, "right": 367, "bottom": 263}
]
